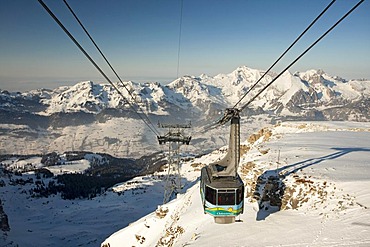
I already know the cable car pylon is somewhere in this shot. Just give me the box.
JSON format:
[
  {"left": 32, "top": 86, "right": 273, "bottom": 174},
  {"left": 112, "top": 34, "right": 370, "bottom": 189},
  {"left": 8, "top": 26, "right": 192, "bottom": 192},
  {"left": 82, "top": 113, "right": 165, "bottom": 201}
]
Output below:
[{"left": 157, "top": 122, "right": 191, "bottom": 204}]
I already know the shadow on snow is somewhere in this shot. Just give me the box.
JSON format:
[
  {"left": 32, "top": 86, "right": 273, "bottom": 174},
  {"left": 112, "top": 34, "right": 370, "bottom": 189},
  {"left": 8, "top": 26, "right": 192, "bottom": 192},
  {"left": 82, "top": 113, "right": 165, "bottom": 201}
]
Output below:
[{"left": 253, "top": 147, "right": 370, "bottom": 221}]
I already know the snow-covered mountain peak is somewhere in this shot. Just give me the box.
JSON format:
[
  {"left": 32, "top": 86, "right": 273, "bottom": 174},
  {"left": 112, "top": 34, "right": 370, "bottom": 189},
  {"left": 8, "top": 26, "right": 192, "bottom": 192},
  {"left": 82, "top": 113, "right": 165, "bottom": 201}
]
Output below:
[
  {"left": 167, "top": 75, "right": 226, "bottom": 111},
  {"left": 214, "top": 66, "right": 265, "bottom": 86},
  {"left": 198, "top": 73, "right": 211, "bottom": 80},
  {"left": 43, "top": 81, "right": 123, "bottom": 114},
  {"left": 24, "top": 88, "right": 53, "bottom": 100},
  {"left": 296, "top": 69, "right": 326, "bottom": 84},
  {"left": 295, "top": 69, "right": 346, "bottom": 87},
  {"left": 2, "top": 66, "right": 369, "bottom": 121},
  {"left": 168, "top": 75, "right": 201, "bottom": 89},
  {"left": 271, "top": 70, "right": 307, "bottom": 93},
  {"left": 293, "top": 69, "right": 368, "bottom": 102}
]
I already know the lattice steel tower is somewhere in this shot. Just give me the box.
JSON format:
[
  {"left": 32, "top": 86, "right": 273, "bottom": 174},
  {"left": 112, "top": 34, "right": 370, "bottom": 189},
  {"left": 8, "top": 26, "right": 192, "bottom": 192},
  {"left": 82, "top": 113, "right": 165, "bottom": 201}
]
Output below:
[{"left": 157, "top": 122, "right": 191, "bottom": 204}]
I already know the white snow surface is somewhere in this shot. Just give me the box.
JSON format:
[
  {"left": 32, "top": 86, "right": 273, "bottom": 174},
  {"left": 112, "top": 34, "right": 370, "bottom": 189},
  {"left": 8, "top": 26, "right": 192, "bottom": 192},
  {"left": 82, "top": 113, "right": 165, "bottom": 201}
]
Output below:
[
  {"left": 1, "top": 121, "right": 370, "bottom": 247},
  {"left": 1, "top": 156, "right": 92, "bottom": 175},
  {"left": 101, "top": 121, "right": 370, "bottom": 247}
]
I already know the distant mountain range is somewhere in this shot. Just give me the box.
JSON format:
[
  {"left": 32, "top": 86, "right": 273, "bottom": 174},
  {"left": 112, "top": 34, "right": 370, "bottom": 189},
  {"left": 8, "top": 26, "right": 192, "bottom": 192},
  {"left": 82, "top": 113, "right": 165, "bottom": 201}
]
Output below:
[
  {"left": 1, "top": 66, "right": 369, "bottom": 121},
  {"left": 0, "top": 66, "right": 369, "bottom": 156}
]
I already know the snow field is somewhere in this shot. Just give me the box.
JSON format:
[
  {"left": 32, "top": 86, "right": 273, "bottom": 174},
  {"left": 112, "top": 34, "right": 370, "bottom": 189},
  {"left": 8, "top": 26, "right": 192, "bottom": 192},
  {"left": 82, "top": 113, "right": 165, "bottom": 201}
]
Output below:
[
  {"left": 1, "top": 121, "right": 369, "bottom": 246},
  {"left": 102, "top": 121, "right": 370, "bottom": 247}
]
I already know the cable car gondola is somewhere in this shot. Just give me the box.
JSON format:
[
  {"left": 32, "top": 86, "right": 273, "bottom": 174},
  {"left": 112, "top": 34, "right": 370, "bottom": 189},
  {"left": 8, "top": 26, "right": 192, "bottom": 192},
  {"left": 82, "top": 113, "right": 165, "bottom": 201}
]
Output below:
[{"left": 200, "top": 108, "right": 244, "bottom": 224}]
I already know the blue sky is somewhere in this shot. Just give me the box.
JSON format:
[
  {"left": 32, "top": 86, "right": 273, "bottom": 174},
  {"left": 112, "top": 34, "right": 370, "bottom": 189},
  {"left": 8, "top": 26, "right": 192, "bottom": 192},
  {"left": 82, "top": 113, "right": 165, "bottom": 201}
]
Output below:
[{"left": 0, "top": 0, "right": 369, "bottom": 91}]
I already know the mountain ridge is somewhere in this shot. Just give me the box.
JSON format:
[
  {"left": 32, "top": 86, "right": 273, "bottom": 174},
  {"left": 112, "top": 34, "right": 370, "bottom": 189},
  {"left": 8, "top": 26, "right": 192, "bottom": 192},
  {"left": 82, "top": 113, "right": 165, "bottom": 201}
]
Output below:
[
  {"left": 0, "top": 66, "right": 369, "bottom": 157},
  {"left": 1, "top": 66, "right": 368, "bottom": 121}
]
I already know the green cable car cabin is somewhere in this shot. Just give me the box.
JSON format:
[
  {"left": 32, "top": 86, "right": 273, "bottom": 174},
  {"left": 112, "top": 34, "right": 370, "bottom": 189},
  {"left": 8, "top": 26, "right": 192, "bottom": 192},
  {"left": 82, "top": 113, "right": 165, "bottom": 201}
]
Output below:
[{"left": 200, "top": 109, "right": 245, "bottom": 224}]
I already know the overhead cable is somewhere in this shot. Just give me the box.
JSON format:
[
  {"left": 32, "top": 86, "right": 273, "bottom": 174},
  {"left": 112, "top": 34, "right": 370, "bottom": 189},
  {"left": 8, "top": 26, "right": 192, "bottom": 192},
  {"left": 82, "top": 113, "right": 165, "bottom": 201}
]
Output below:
[
  {"left": 239, "top": 0, "right": 364, "bottom": 112},
  {"left": 62, "top": 0, "right": 160, "bottom": 136},
  {"left": 176, "top": 0, "right": 184, "bottom": 79},
  {"left": 233, "top": 0, "right": 337, "bottom": 109},
  {"left": 37, "top": 0, "right": 160, "bottom": 136}
]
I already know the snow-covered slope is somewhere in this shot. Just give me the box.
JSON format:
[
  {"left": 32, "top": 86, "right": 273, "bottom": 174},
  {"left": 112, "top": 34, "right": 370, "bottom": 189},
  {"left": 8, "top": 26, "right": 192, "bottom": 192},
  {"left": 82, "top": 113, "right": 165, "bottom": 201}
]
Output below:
[
  {"left": 42, "top": 81, "right": 172, "bottom": 115},
  {"left": 296, "top": 69, "right": 367, "bottom": 101},
  {"left": 1, "top": 121, "right": 370, "bottom": 246},
  {"left": 167, "top": 76, "right": 226, "bottom": 115},
  {"left": 101, "top": 121, "right": 370, "bottom": 247}
]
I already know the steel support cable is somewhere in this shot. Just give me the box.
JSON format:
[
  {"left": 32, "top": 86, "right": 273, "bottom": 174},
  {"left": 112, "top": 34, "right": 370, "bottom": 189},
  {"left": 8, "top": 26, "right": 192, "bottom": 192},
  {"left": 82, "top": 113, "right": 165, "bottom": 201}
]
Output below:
[
  {"left": 176, "top": 0, "right": 184, "bottom": 79},
  {"left": 239, "top": 0, "right": 364, "bottom": 112},
  {"left": 62, "top": 0, "right": 160, "bottom": 136},
  {"left": 37, "top": 0, "right": 159, "bottom": 136},
  {"left": 233, "top": 0, "right": 336, "bottom": 109},
  {"left": 202, "top": 0, "right": 337, "bottom": 132},
  {"left": 191, "top": 0, "right": 361, "bottom": 133}
]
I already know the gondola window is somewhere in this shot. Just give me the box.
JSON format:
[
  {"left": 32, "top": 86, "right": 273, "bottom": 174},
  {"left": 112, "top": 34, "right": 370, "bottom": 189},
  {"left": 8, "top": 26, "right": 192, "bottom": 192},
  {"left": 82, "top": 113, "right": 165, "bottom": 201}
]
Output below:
[
  {"left": 205, "top": 186, "right": 216, "bottom": 205},
  {"left": 218, "top": 190, "right": 236, "bottom": 206},
  {"left": 236, "top": 188, "right": 243, "bottom": 204}
]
